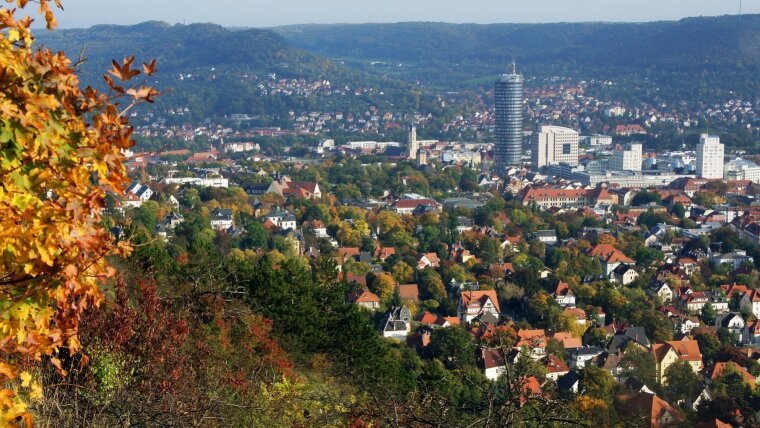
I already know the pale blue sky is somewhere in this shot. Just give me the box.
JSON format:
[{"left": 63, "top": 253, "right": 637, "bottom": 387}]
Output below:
[{"left": 46, "top": 0, "right": 760, "bottom": 28}]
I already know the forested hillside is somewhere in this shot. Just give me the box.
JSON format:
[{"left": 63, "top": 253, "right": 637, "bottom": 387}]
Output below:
[
  {"left": 276, "top": 15, "right": 760, "bottom": 99},
  {"left": 35, "top": 22, "right": 437, "bottom": 122}
]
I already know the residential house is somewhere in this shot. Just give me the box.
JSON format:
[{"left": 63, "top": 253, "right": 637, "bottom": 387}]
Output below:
[
  {"left": 682, "top": 291, "right": 728, "bottom": 315},
  {"left": 649, "top": 283, "right": 674, "bottom": 304},
  {"left": 651, "top": 339, "right": 703, "bottom": 385},
  {"left": 562, "top": 307, "right": 587, "bottom": 326},
  {"left": 608, "top": 327, "right": 651, "bottom": 354},
  {"left": 651, "top": 343, "right": 680, "bottom": 385},
  {"left": 747, "top": 320, "right": 760, "bottom": 344},
  {"left": 418, "top": 312, "right": 459, "bottom": 328},
  {"left": 552, "top": 282, "right": 576, "bottom": 307},
  {"left": 533, "top": 230, "right": 558, "bottom": 245},
  {"left": 516, "top": 329, "right": 547, "bottom": 360},
  {"left": 375, "top": 246, "right": 396, "bottom": 261},
  {"left": 716, "top": 312, "right": 746, "bottom": 343},
  {"left": 672, "top": 316, "right": 700, "bottom": 335},
  {"left": 478, "top": 348, "right": 507, "bottom": 381},
  {"left": 616, "top": 392, "right": 682, "bottom": 427},
  {"left": 588, "top": 243, "right": 635, "bottom": 278},
  {"left": 281, "top": 181, "right": 322, "bottom": 199},
  {"left": 381, "top": 306, "right": 412, "bottom": 340},
  {"left": 450, "top": 243, "right": 476, "bottom": 264},
  {"left": 544, "top": 354, "right": 570, "bottom": 381},
  {"left": 264, "top": 211, "right": 297, "bottom": 230},
  {"left": 568, "top": 346, "right": 604, "bottom": 369},
  {"left": 740, "top": 289, "right": 760, "bottom": 319},
  {"left": 123, "top": 182, "right": 153, "bottom": 208},
  {"left": 613, "top": 265, "right": 639, "bottom": 285},
  {"left": 501, "top": 236, "right": 523, "bottom": 253},
  {"left": 210, "top": 208, "right": 234, "bottom": 231},
  {"left": 163, "top": 211, "right": 184, "bottom": 229},
  {"left": 666, "top": 340, "right": 703, "bottom": 373},
  {"left": 303, "top": 220, "right": 329, "bottom": 238},
  {"left": 348, "top": 289, "right": 381, "bottom": 311},
  {"left": 551, "top": 332, "right": 582, "bottom": 350},
  {"left": 457, "top": 290, "right": 500, "bottom": 324},
  {"left": 417, "top": 253, "right": 441, "bottom": 269},
  {"left": 709, "top": 251, "right": 754, "bottom": 271}
]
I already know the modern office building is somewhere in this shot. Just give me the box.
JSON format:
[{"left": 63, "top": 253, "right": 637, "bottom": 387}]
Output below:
[
  {"left": 609, "top": 143, "right": 643, "bottom": 172},
  {"left": 494, "top": 62, "right": 524, "bottom": 169},
  {"left": 696, "top": 134, "right": 724, "bottom": 179},
  {"left": 724, "top": 158, "right": 760, "bottom": 183},
  {"left": 531, "top": 125, "right": 579, "bottom": 169}
]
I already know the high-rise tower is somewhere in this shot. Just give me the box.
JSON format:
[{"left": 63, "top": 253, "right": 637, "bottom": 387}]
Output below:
[
  {"left": 696, "top": 133, "right": 724, "bottom": 179},
  {"left": 494, "top": 61, "right": 524, "bottom": 169},
  {"left": 407, "top": 125, "right": 418, "bottom": 160}
]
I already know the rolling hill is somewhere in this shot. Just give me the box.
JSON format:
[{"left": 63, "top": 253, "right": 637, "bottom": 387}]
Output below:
[
  {"left": 35, "top": 22, "right": 436, "bottom": 123},
  {"left": 275, "top": 15, "right": 760, "bottom": 99}
]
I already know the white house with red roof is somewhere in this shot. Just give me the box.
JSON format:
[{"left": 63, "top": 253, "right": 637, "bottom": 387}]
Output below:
[
  {"left": 477, "top": 348, "right": 507, "bottom": 381},
  {"left": 417, "top": 253, "right": 440, "bottom": 269},
  {"left": 551, "top": 282, "right": 576, "bottom": 307},
  {"left": 589, "top": 243, "right": 635, "bottom": 278},
  {"left": 347, "top": 289, "right": 381, "bottom": 311},
  {"left": 457, "top": 290, "right": 500, "bottom": 324}
]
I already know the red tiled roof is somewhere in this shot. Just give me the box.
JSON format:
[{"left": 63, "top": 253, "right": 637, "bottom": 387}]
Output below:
[
  {"left": 517, "top": 329, "right": 547, "bottom": 348},
  {"left": 589, "top": 243, "right": 635, "bottom": 264},
  {"left": 666, "top": 340, "right": 702, "bottom": 363},
  {"left": 710, "top": 362, "right": 756, "bottom": 387},
  {"left": 397, "top": 284, "right": 420, "bottom": 303},
  {"left": 545, "top": 354, "right": 570, "bottom": 374},
  {"left": 460, "top": 290, "right": 500, "bottom": 313},
  {"left": 617, "top": 392, "right": 681, "bottom": 427},
  {"left": 347, "top": 289, "right": 380, "bottom": 304}
]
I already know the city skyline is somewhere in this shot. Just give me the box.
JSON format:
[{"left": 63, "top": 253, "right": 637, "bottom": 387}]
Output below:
[{"left": 48, "top": 0, "right": 760, "bottom": 29}]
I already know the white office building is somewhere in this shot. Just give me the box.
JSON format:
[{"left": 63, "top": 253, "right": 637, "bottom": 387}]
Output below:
[
  {"left": 724, "top": 158, "right": 760, "bottom": 183},
  {"left": 580, "top": 135, "right": 613, "bottom": 147},
  {"left": 609, "top": 143, "right": 642, "bottom": 172},
  {"left": 531, "top": 126, "right": 579, "bottom": 169},
  {"left": 696, "top": 134, "right": 724, "bottom": 179}
]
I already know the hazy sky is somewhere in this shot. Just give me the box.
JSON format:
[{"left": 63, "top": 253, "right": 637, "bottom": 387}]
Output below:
[{"left": 48, "top": 0, "right": 759, "bottom": 28}]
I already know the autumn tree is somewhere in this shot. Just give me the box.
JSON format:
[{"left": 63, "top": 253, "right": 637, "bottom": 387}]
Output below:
[
  {"left": 369, "top": 273, "right": 396, "bottom": 301},
  {"left": 0, "top": 2, "right": 157, "bottom": 423}
]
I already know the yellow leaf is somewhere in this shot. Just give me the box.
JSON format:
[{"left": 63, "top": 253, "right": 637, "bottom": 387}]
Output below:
[
  {"left": 29, "top": 382, "right": 43, "bottom": 400},
  {"left": 19, "top": 371, "right": 31, "bottom": 388}
]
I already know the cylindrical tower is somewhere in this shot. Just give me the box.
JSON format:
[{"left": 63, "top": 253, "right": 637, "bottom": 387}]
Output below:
[{"left": 494, "top": 61, "right": 524, "bottom": 169}]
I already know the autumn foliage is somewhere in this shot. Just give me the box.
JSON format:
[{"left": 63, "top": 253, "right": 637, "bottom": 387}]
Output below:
[
  {"left": 34, "top": 277, "right": 293, "bottom": 426},
  {"left": 0, "top": 1, "right": 156, "bottom": 424}
]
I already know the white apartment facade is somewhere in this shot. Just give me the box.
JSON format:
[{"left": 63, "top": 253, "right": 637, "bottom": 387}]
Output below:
[{"left": 696, "top": 134, "right": 724, "bottom": 179}]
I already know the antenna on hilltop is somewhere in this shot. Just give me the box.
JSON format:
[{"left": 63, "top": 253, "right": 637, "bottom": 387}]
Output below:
[{"left": 740, "top": 0, "right": 743, "bottom": 16}]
